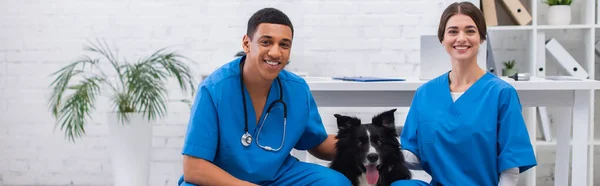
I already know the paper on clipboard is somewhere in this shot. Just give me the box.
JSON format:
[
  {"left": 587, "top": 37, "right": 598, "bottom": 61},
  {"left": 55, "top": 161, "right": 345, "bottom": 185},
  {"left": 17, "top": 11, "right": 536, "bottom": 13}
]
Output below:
[{"left": 332, "top": 76, "right": 406, "bottom": 82}]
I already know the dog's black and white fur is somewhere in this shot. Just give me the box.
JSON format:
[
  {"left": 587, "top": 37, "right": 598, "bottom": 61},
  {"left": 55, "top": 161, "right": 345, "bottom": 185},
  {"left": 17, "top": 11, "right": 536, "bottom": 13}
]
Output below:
[{"left": 329, "top": 109, "right": 411, "bottom": 186}]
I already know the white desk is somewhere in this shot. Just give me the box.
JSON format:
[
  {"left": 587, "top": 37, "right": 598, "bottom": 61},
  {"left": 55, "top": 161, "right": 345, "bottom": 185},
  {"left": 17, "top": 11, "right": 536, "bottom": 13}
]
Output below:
[{"left": 305, "top": 76, "right": 600, "bottom": 186}]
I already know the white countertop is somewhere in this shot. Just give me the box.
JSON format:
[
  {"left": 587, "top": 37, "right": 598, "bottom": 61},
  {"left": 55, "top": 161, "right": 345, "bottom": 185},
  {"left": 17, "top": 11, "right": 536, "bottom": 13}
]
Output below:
[{"left": 304, "top": 76, "right": 600, "bottom": 91}]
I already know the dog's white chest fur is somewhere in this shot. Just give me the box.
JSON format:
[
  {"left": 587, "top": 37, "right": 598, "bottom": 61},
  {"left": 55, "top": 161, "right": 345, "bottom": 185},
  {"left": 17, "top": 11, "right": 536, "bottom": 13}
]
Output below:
[{"left": 357, "top": 174, "right": 376, "bottom": 186}]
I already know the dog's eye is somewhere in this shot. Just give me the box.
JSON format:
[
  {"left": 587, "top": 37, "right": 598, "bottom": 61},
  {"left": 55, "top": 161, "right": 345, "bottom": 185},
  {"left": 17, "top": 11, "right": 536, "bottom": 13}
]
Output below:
[
  {"left": 357, "top": 141, "right": 362, "bottom": 146},
  {"left": 377, "top": 140, "right": 382, "bottom": 145}
]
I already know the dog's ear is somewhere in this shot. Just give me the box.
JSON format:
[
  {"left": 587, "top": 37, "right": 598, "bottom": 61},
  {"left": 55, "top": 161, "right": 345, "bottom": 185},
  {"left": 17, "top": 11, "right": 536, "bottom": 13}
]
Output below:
[
  {"left": 334, "top": 114, "right": 360, "bottom": 130},
  {"left": 372, "top": 108, "right": 396, "bottom": 129}
]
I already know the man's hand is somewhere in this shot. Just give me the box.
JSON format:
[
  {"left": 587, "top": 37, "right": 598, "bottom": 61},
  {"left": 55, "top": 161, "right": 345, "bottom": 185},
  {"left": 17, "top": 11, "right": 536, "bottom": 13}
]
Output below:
[
  {"left": 183, "top": 155, "right": 258, "bottom": 186},
  {"left": 308, "top": 134, "right": 338, "bottom": 161}
]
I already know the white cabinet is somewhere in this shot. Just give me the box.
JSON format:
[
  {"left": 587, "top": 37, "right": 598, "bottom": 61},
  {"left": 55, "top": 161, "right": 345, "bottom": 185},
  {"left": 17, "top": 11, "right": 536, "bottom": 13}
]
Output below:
[{"left": 484, "top": 0, "right": 598, "bottom": 185}]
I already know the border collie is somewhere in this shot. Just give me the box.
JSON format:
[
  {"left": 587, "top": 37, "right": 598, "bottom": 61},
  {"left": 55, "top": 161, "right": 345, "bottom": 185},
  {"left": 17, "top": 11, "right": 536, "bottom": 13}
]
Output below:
[{"left": 329, "top": 109, "right": 411, "bottom": 186}]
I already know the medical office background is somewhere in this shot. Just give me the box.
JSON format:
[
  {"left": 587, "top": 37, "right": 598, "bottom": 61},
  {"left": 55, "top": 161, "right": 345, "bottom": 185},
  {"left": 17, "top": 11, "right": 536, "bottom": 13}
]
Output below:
[{"left": 1, "top": 0, "right": 599, "bottom": 185}]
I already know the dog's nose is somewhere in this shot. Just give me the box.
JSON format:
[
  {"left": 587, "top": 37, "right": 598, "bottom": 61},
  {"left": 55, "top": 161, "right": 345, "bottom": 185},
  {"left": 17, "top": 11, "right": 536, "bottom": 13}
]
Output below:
[{"left": 367, "top": 153, "right": 379, "bottom": 162}]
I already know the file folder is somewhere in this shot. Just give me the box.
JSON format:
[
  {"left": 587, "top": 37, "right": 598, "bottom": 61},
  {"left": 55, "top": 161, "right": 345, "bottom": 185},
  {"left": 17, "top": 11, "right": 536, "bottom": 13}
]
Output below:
[
  {"left": 332, "top": 76, "right": 406, "bottom": 82},
  {"left": 545, "top": 38, "right": 589, "bottom": 79},
  {"left": 500, "top": 0, "right": 533, "bottom": 25},
  {"left": 481, "top": 0, "right": 498, "bottom": 26}
]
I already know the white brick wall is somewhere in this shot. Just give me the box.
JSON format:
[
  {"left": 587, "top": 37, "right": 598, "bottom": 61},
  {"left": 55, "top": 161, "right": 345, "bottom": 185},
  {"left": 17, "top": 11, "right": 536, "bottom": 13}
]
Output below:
[{"left": 1, "top": 0, "right": 598, "bottom": 186}]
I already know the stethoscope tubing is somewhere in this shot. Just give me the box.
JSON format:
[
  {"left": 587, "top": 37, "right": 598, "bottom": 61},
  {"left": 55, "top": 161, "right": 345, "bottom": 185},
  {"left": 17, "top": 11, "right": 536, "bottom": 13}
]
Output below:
[{"left": 239, "top": 60, "right": 287, "bottom": 151}]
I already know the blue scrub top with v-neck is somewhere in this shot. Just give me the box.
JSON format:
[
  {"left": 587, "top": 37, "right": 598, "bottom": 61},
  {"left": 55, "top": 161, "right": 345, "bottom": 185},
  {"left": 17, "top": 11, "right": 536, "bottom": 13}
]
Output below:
[
  {"left": 180, "top": 56, "right": 329, "bottom": 184},
  {"left": 400, "top": 71, "right": 537, "bottom": 186}
]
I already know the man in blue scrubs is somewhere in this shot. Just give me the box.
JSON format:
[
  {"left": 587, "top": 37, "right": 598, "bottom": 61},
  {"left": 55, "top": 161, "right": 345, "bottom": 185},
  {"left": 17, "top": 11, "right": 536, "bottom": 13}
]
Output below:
[{"left": 178, "top": 7, "right": 351, "bottom": 186}]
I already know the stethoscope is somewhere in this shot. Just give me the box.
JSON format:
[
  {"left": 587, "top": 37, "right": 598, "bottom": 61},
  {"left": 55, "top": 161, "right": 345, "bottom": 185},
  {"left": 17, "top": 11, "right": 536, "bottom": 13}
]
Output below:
[{"left": 239, "top": 60, "right": 287, "bottom": 152}]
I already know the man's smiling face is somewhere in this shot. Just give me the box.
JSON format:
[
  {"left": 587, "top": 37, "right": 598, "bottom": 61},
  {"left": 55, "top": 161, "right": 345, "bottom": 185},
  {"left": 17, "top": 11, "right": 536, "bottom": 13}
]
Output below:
[{"left": 242, "top": 23, "right": 293, "bottom": 82}]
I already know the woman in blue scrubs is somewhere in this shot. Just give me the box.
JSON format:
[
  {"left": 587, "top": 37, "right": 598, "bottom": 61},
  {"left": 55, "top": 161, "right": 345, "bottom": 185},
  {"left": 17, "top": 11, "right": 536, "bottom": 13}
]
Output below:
[
  {"left": 178, "top": 8, "right": 350, "bottom": 186},
  {"left": 396, "top": 2, "right": 537, "bottom": 186}
]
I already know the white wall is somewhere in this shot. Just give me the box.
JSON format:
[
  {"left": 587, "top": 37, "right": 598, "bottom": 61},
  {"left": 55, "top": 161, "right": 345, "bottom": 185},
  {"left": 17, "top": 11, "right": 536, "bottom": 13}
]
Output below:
[{"left": 0, "top": 0, "right": 597, "bottom": 186}]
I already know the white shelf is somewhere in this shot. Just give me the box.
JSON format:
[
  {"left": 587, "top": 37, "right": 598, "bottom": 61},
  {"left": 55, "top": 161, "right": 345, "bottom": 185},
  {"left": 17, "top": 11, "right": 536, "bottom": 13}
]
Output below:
[
  {"left": 304, "top": 76, "right": 600, "bottom": 91},
  {"left": 489, "top": 25, "right": 534, "bottom": 31},
  {"left": 477, "top": 0, "right": 599, "bottom": 185},
  {"left": 487, "top": 24, "right": 593, "bottom": 31},
  {"left": 536, "top": 140, "right": 600, "bottom": 146},
  {"left": 537, "top": 24, "right": 593, "bottom": 30}
]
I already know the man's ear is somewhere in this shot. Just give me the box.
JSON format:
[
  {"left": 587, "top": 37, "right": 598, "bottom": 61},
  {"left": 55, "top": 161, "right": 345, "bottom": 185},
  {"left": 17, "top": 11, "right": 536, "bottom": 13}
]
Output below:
[
  {"left": 334, "top": 114, "right": 359, "bottom": 130},
  {"left": 242, "top": 35, "right": 250, "bottom": 53},
  {"left": 372, "top": 108, "right": 397, "bottom": 129}
]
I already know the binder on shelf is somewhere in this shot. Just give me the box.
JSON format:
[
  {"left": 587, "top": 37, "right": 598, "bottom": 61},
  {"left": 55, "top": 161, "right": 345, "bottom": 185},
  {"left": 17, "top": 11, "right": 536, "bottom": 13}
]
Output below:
[
  {"left": 594, "top": 40, "right": 600, "bottom": 57},
  {"left": 499, "top": 0, "right": 533, "bottom": 25},
  {"left": 485, "top": 34, "right": 498, "bottom": 76},
  {"left": 481, "top": 0, "right": 498, "bottom": 26},
  {"left": 545, "top": 38, "right": 589, "bottom": 79},
  {"left": 537, "top": 107, "right": 552, "bottom": 142},
  {"left": 536, "top": 32, "right": 546, "bottom": 77}
]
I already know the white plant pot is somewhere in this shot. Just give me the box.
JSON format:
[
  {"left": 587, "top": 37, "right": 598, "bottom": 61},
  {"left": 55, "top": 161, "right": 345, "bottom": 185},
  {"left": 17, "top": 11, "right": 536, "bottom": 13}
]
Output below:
[
  {"left": 107, "top": 112, "right": 154, "bottom": 186},
  {"left": 547, "top": 5, "right": 571, "bottom": 25}
]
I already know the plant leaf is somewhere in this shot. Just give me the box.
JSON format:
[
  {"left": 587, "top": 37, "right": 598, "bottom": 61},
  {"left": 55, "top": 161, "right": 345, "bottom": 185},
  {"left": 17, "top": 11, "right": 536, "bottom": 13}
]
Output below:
[
  {"left": 124, "top": 62, "right": 168, "bottom": 122},
  {"left": 543, "top": 0, "right": 571, "bottom": 5},
  {"left": 155, "top": 52, "right": 196, "bottom": 97},
  {"left": 135, "top": 47, "right": 196, "bottom": 97},
  {"left": 54, "top": 76, "right": 103, "bottom": 142},
  {"left": 48, "top": 58, "right": 95, "bottom": 117},
  {"left": 84, "top": 39, "right": 121, "bottom": 76},
  {"left": 112, "top": 92, "right": 135, "bottom": 125}
]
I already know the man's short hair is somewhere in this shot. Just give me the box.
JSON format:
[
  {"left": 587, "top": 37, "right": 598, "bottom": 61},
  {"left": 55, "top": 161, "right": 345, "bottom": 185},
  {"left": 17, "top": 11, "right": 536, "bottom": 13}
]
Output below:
[{"left": 246, "top": 7, "right": 294, "bottom": 39}]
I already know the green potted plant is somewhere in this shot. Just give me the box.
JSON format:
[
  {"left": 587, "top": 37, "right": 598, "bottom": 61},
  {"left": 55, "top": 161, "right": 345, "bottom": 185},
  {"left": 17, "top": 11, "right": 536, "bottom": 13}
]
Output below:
[
  {"left": 543, "top": 0, "right": 572, "bottom": 25},
  {"left": 48, "top": 39, "right": 196, "bottom": 186},
  {"left": 502, "top": 59, "right": 518, "bottom": 76}
]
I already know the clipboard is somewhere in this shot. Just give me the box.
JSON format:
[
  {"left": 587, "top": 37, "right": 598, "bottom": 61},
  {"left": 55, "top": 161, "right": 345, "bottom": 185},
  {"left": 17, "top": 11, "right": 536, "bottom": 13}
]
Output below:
[{"left": 332, "top": 76, "right": 405, "bottom": 82}]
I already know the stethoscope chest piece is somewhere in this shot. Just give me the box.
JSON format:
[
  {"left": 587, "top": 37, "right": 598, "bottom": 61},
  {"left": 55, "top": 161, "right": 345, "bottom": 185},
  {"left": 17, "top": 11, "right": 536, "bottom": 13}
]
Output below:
[{"left": 241, "top": 132, "right": 252, "bottom": 147}]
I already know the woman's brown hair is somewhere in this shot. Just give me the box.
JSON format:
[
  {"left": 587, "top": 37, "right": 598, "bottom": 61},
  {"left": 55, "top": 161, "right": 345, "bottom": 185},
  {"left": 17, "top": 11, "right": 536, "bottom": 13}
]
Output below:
[{"left": 437, "top": 1, "right": 487, "bottom": 43}]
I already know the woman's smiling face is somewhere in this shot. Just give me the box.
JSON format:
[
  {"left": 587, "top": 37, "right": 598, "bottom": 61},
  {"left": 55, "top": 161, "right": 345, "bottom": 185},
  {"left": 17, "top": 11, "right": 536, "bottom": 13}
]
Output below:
[{"left": 441, "top": 13, "right": 482, "bottom": 62}]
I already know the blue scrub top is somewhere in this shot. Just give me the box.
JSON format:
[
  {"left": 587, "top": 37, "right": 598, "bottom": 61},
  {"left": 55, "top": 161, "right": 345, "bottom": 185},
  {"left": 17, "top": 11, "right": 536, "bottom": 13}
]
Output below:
[
  {"left": 401, "top": 71, "right": 537, "bottom": 186},
  {"left": 181, "top": 56, "right": 328, "bottom": 184}
]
